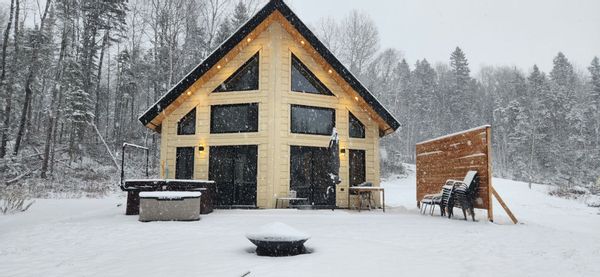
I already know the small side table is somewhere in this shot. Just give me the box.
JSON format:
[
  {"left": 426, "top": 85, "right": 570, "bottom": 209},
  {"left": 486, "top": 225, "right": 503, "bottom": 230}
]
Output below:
[{"left": 348, "top": 187, "right": 386, "bottom": 212}]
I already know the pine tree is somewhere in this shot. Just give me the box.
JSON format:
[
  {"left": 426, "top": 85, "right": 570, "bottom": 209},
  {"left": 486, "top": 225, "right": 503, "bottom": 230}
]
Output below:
[
  {"left": 411, "top": 59, "right": 437, "bottom": 142},
  {"left": 230, "top": 1, "right": 249, "bottom": 30},
  {"left": 548, "top": 52, "right": 581, "bottom": 185},
  {"left": 526, "top": 65, "right": 549, "bottom": 183},
  {"left": 448, "top": 47, "right": 472, "bottom": 130},
  {"left": 214, "top": 18, "right": 232, "bottom": 46},
  {"left": 62, "top": 56, "right": 94, "bottom": 162},
  {"left": 587, "top": 57, "right": 600, "bottom": 181}
]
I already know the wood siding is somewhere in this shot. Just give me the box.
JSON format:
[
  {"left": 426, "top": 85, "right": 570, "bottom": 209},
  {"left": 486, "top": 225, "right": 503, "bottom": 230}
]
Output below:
[
  {"left": 415, "top": 126, "right": 492, "bottom": 210},
  {"left": 159, "top": 16, "right": 382, "bottom": 208}
]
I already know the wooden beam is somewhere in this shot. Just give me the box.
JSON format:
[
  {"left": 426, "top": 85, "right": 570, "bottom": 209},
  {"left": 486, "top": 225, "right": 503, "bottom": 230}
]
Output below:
[
  {"left": 491, "top": 186, "right": 518, "bottom": 224},
  {"left": 486, "top": 126, "right": 494, "bottom": 222}
]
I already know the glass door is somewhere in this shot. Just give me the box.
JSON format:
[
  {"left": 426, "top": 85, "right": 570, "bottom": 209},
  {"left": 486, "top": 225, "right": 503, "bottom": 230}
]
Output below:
[{"left": 209, "top": 145, "right": 258, "bottom": 207}]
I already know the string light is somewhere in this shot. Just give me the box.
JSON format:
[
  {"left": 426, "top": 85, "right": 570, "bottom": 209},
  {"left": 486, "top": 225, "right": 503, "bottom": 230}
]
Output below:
[
  {"left": 217, "top": 65, "right": 221, "bottom": 69},
  {"left": 300, "top": 40, "right": 305, "bottom": 45},
  {"left": 247, "top": 37, "right": 252, "bottom": 42},
  {"left": 328, "top": 69, "right": 333, "bottom": 74}
]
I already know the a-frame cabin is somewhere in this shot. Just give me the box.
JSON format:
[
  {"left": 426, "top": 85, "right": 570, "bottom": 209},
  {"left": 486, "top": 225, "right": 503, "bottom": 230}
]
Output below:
[{"left": 139, "top": 0, "right": 400, "bottom": 209}]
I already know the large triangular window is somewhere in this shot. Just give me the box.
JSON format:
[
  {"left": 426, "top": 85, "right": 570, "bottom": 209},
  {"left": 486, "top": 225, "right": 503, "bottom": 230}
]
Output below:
[
  {"left": 177, "top": 108, "right": 196, "bottom": 135},
  {"left": 291, "top": 54, "right": 333, "bottom": 96},
  {"left": 213, "top": 53, "right": 259, "bottom": 92},
  {"left": 349, "top": 112, "right": 365, "bottom": 138}
]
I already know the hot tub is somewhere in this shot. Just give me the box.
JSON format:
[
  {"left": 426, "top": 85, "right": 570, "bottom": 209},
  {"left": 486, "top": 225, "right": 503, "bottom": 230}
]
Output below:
[
  {"left": 138, "top": 191, "right": 201, "bottom": 222},
  {"left": 121, "top": 179, "right": 215, "bottom": 215}
]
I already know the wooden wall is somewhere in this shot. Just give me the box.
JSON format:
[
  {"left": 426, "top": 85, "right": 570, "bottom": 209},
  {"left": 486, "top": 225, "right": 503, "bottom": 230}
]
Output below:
[
  {"left": 415, "top": 126, "right": 492, "bottom": 210},
  {"left": 157, "top": 13, "right": 385, "bottom": 208}
]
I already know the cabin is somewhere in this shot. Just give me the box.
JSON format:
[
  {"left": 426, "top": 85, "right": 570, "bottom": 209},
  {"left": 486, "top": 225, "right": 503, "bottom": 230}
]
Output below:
[{"left": 138, "top": 0, "right": 400, "bottom": 209}]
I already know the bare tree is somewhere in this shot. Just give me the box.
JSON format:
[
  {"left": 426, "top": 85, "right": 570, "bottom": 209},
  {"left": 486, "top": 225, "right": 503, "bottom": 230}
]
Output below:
[
  {"left": 200, "top": 0, "right": 231, "bottom": 52},
  {"left": 0, "top": 0, "right": 15, "bottom": 158},
  {"left": 314, "top": 16, "right": 341, "bottom": 56},
  {"left": 13, "top": 0, "right": 52, "bottom": 156},
  {"left": 339, "top": 10, "right": 379, "bottom": 76}
]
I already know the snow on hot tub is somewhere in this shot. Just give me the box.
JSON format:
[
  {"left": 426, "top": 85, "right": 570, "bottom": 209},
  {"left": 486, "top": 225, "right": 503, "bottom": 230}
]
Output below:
[{"left": 139, "top": 191, "right": 202, "bottom": 200}]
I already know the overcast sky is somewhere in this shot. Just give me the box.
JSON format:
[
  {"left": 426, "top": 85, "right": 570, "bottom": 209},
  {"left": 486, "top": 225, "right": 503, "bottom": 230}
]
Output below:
[{"left": 288, "top": 0, "right": 600, "bottom": 74}]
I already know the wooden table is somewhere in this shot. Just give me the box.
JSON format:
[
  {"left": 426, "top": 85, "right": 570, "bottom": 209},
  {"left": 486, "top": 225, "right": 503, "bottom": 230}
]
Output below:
[
  {"left": 275, "top": 197, "right": 309, "bottom": 209},
  {"left": 348, "top": 187, "right": 385, "bottom": 212}
]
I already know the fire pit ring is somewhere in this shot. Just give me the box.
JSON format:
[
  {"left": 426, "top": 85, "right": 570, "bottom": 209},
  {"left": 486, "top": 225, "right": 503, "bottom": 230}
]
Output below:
[{"left": 246, "top": 222, "right": 310, "bottom": 257}]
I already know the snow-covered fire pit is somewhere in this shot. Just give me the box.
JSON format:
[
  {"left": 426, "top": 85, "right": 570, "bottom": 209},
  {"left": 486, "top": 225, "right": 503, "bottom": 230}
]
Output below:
[{"left": 246, "top": 222, "right": 310, "bottom": 256}]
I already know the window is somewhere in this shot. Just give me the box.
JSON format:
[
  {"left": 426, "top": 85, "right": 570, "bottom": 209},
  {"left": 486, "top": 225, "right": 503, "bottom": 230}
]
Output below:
[
  {"left": 349, "top": 112, "right": 365, "bottom": 138},
  {"left": 213, "top": 53, "right": 259, "bottom": 92},
  {"left": 349, "top": 150, "right": 366, "bottom": 188},
  {"left": 210, "top": 103, "right": 259, "bottom": 133},
  {"left": 291, "top": 105, "right": 335, "bottom": 135},
  {"left": 176, "top": 147, "right": 194, "bottom": 179},
  {"left": 177, "top": 108, "right": 196, "bottom": 135},
  {"left": 291, "top": 54, "right": 333, "bottom": 96}
]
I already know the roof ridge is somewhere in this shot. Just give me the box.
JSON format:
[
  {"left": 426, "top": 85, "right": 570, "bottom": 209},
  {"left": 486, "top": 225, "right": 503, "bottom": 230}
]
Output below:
[{"left": 139, "top": 0, "right": 400, "bottom": 135}]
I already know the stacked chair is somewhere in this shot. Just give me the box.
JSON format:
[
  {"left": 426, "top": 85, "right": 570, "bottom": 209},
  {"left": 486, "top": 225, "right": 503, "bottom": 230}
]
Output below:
[{"left": 420, "top": 170, "right": 480, "bottom": 221}]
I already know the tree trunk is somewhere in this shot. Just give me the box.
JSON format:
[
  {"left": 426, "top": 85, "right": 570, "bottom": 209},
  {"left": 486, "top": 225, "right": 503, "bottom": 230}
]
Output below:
[
  {"left": 0, "top": 0, "right": 15, "bottom": 158},
  {"left": 41, "top": 20, "right": 69, "bottom": 178},
  {"left": 94, "top": 30, "right": 109, "bottom": 128},
  {"left": 13, "top": 0, "right": 52, "bottom": 156},
  {"left": 0, "top": 0, "right": 16, "bottom": 158}
]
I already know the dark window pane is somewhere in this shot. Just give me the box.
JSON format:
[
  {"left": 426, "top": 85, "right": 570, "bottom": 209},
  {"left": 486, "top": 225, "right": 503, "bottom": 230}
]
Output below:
[
  {"left": 349, "top": 112, "right": 365, "bottom": 138},
  {"left": 291, "top": 54, "right": 333, "bottom": 96},
  {"left": 349, "top": 150, "right": 366, "bottom": 187},
  {"left": 176, "top": 147, "right": 194, "bottom": 179},
  {"left": 213, "top": 53, "right": 259, "bottom": 92},
  {"left": 291, "top": 105, "right": 335, "bottom": 135},
  {"left": 210, "top": 103, "right": 259, "bottom": 133},
  {"left": 177, "top": 108, "right": 196, "bottom": 135}
]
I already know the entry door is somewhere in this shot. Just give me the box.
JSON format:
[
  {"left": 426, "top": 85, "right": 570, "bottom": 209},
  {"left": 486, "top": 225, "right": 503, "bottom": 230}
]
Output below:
[
  {"left": 290, "top": 146, "right": 333, "bottom": 207},
  {"left": 209, "top": 146, "right": 258, "bottom": 207}
]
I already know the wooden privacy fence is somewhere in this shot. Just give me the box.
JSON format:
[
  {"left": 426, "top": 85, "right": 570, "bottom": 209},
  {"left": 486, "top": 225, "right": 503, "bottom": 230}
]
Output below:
[{"left": 416, "top": 125, "right": 517, "bottom": 224}]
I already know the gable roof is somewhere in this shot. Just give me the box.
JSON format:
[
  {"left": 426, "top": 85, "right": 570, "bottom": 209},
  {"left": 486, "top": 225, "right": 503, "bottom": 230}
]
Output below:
[{"left": 139, "top": 0, "right": 400, "bottom": 135}]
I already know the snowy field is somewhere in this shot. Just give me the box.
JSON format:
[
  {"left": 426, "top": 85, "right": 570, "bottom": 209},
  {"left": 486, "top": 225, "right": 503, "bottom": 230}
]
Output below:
[{"left": 1, "top": 167, "right": 599, "bottom": 277}]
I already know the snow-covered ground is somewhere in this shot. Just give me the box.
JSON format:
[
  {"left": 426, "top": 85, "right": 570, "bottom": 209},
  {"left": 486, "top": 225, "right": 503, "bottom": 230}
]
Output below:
[{"left": 1, "top": 166, "right": 599, "bottom": 277}]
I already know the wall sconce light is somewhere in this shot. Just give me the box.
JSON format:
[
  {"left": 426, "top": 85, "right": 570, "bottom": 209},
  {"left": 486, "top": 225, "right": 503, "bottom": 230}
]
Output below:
[
  {"left": 340, "top": 148, "right": 346, "bottom": 156},
  {"left": 198, "top": 145, "right": 205, "bottom": 152}
]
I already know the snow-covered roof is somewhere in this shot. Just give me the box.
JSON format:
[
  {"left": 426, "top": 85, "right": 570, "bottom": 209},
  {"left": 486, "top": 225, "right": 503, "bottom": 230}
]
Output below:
[{"left": 138, "top": 0, "right": 400, "bottom": 136}]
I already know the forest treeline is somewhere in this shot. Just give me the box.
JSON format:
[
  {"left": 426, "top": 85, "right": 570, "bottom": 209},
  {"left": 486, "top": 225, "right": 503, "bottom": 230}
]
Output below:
[
  {"left": 315, "top": 11, "right": 600, "bottom": 187},
  {"left": 0, "top": 0, "right": 598, "bottom": 189}
]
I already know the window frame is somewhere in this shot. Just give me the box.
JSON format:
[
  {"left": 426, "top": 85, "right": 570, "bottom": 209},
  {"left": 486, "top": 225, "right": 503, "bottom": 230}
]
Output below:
[
  {"left": 290, "top": 53, "right": 334, "bottom": 96},
  {"left": 210, "top": 103, "right": 259, "bottom": 134},
  {"left": 177, "top": 108, "right": 196, "bottom": 136},
  {"left": 290, "top": 104, "right": 336, "bottom": 136},
  {"left": 212, "top": 52, "right": 260, "bottom": 93},
  {"left": 348, "top": 111, "right": 366, "bottom": 139}
]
